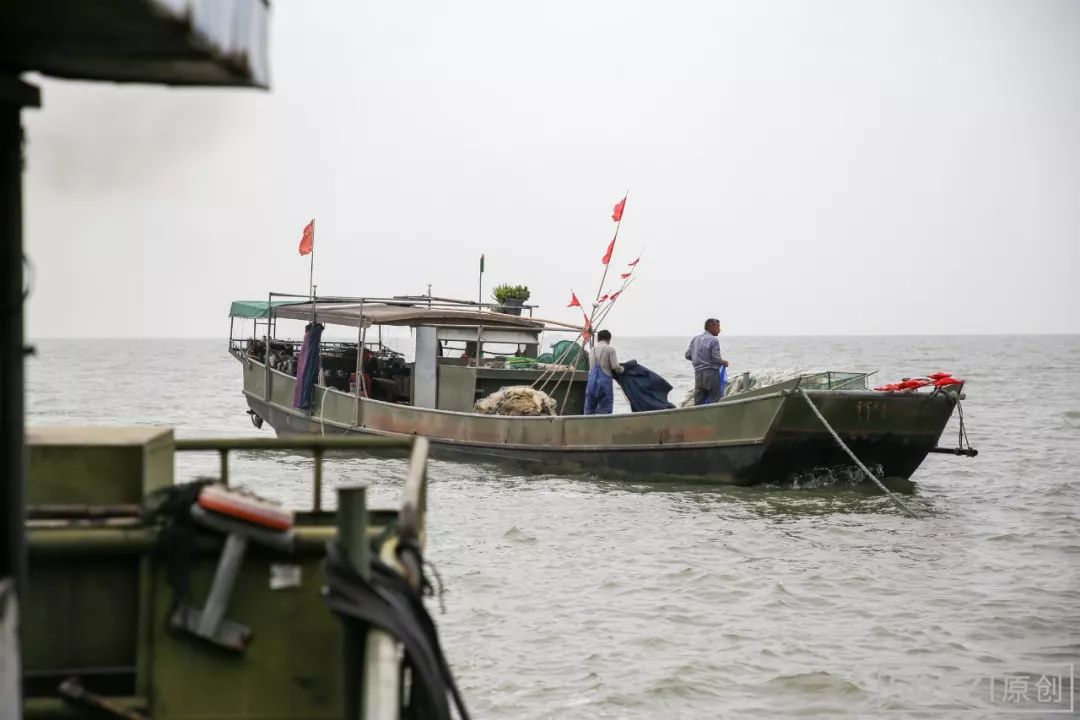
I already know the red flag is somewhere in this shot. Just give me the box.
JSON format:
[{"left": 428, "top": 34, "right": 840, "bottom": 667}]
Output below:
[
  {"left": 609, "top": 291, "right": 621, "bottom": 300},
  {"left": 298, "top": 219, "right": 314, "bottom": 256},
  {"left": 620, "top": 272, "right": 631, "bottom": 279},
  {"left": 601, "top": 234, "right": 616, "bottom": 265},
  {"left": 627, "top": 258, "right": 640, "bottom": 267},
  {"left": 597, "top": 294, "right": 609, "bottom": 303},
  {"left": 611, "top": 195, "right": 626, "bottom": 222},
  {"left": 567, "top": 291, "right": 581, "bottom": 308}
]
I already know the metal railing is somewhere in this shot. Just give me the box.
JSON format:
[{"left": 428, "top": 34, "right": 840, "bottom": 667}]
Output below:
[
  {"left": 792, "top": 371, "right": 875, "bottom": 392},
  {"left": 174, "top": 436, "right": 415, "bottom": 511}
]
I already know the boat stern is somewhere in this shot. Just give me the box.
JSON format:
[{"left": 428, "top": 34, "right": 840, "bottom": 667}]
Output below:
[{"left": 755, "top": 388, "right": 961, "bottom": 482}]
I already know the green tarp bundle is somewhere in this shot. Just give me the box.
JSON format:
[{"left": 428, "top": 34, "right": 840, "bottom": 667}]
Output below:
[{"left": 537, "top": 340, "right": 588, "bottom": 370}]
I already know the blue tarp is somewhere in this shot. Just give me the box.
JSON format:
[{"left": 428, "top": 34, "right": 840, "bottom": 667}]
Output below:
[
  {"left": 293, "top": 322, "right": 324, "bottom": 410},
  {"left": 614, "top": 360, "right": 676, "bottom": 412}
]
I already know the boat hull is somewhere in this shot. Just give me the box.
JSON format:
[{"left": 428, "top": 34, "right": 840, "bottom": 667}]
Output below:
[{"left": 238, "top": 359, "right": 957, "bottom": 484}]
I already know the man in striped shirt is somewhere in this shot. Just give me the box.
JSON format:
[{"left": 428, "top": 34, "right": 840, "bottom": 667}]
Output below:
[{"left": 584, "top": 329, "right": 623, "bottom": 415}]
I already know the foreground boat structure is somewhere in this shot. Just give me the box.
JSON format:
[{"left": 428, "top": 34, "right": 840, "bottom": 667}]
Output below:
[
  {"left": 230, "top": 294, "right": 976, "bottom": 484},
  {"left": 22, "top": 428, "right": 466, "bottom": 719}
]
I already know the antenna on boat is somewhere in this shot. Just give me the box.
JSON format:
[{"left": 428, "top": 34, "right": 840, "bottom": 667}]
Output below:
[{"left": 477, "top": 254, "right": 485, "bottom": 309}]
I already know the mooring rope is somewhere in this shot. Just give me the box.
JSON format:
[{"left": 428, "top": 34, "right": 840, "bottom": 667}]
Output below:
[
  {"left": 317, "top": 386, "right": 328, "bottom": 437},
  {"left": 954, "top": 397, "right": 971, "bottom": 451},
  {"left": 798, "top": 389, "right": 919, "bottom": 519}
]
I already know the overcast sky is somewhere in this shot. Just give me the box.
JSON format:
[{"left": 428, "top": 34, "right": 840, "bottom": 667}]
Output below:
[{"left": 22, "top": 0, "right": 1080, "bottom": 338}]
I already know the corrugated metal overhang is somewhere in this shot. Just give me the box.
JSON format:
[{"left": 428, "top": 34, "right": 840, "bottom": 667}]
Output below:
[{"left": 0, "top": 0, "right": 269, "bottom": 88}]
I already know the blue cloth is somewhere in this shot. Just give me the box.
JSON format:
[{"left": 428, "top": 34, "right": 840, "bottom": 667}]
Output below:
[
  {"left": 583, "top": 362, "right": 613, "bottom": 415},
  {"left": 685, "top": 331, "right": 723, "bottom": 373},
  {"left": 614, "top": 360, "right": 675, "bottom": 412},
  {"left": 292, "top": 322, "right": 324, "bottom": 410},
  {"left": 719, "top": 365, "right": 728, "bottom": 398}
]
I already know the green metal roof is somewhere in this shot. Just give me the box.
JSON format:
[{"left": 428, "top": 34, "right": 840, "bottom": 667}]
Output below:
[{"left": 229, "top": 300, "right": 301, "bottom": 319}]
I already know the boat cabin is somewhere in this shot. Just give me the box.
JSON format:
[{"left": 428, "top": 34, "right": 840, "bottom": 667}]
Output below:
[{"left": 229, "top": 295, "right": 592, "bottom": 415}]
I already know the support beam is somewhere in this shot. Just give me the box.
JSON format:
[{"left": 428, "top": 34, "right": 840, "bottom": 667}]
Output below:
[
  {"left": 0, "top": 71, "right": 39, "bottom": 720},
  {"left": 0, "top": 73, "right": 37, "bottom": 596}
]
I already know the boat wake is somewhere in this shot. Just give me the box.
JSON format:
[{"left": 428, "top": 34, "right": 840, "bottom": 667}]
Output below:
[{"left": 775, "top": 463, "right": 886, "bottom": 490}]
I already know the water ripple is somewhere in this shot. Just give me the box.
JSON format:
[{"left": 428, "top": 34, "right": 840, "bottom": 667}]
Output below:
[{"left": 26, "top": 336, "right": 1080, "bottom": 719}]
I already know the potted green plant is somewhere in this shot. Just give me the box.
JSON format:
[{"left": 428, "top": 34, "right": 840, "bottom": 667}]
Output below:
[{"left": 491, "top": 283, "right": 531, "bottom": 315}]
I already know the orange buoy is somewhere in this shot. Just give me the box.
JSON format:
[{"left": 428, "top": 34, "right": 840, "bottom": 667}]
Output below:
[{"left": 197, "top": 485, "right": 294, "bottom": 531}]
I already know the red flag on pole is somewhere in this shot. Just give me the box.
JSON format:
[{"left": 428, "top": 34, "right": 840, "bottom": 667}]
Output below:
[
  {"left": 611, "top": 195, "right": 627, "bottom": 222},
  {"left": 298, "top": 219, "right": 314, "bottom": 256},
  {"left": 627, "top": 258, "right": 640, "bottom": 267},
  {"left": 597, "top": 294, "right": 609, "bottom": 303},
  {"left": 609, "top": 291, "right": 622, "bottom": 300},
  {"left": 619, "top": 272, "right": 631, "bottom": 279},
  {"left": 567, "top": 291, "right": 582, "bottom": 308},
  {"left": 601, "top": 234, "right": 616, "bottom": 265}
]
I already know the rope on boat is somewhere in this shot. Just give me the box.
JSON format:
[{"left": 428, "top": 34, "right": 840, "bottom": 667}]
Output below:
[
  {"left": 317, "top": 386, "right": 328, "bottom": 437},
  {"left": 533, "top": 278, "right": 637, "bottom": 405},
  {"left": 533, "top": 340, "right": 581, "bottom": 393},
  {"left": 798, "top": 389, "right": 919, "bottom": 519},
  {"left": 953, "top": 395, "right": 972, "bottom": 452},
  {"left": 546, "top": 287, "right": 635, "bottom": 413}
]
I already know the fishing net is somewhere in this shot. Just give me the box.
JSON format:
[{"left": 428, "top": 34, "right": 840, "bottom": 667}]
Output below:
[{"left": 474, "top": 386, "right": 557, "bottom": 416}]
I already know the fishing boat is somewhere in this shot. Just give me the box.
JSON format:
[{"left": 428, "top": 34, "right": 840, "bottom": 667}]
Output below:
[{"left": 229, "top": 293, "right": 977, "bottom": 485}]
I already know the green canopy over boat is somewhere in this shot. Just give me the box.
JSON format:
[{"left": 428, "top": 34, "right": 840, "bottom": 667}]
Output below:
[{"left": 229, "top": 300, "right": 303, "bottom": 319}]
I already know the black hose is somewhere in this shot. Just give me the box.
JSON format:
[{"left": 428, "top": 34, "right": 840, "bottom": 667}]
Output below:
[{"left": 323, "top": 541, "right": 470, "bottom": 720}]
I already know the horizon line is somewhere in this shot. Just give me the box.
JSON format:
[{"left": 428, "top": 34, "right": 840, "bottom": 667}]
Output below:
[{"left": 26, "top": 332, "right": 1080, "bottom": 341}]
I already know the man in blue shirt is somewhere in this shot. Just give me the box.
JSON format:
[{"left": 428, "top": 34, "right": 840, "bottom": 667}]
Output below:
[{"left": 685, "top": 318, "right": 729, "bottom": 405}]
